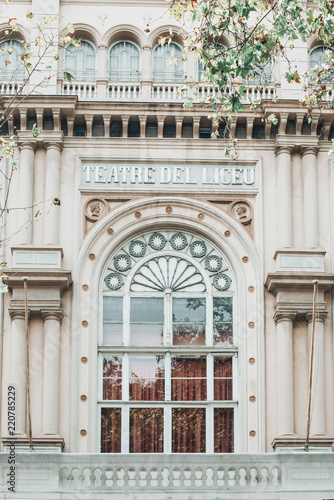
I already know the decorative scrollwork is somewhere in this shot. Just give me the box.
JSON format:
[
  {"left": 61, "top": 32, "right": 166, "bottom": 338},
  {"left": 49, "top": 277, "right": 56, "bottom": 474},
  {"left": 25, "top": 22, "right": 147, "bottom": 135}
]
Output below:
[
  {"left": 205, "top": 255, "right": 222, "bottom": 272},
  {"left": 105, "top": 273, "right": 124, "bottom": 290},
  {"left": 148, "top": 232, "right": 167, "bottom": 251},
  {"left": 131, "top": 256, "right": 206, "bottom": 292},
  {"left": 129, "top": 240, "right": 147, "bottom": 257},
  {"left": 213, "top": 273, "right": 231, "bottom": 291},
  {"left": 114, "top": 254, "right": 131, "bottom": 271},
  {"left": 190, "top": 240, "right": 207, "bottom": 258},
  {"left": 170, "top": 232, "right": 188, "bottom": 251}
]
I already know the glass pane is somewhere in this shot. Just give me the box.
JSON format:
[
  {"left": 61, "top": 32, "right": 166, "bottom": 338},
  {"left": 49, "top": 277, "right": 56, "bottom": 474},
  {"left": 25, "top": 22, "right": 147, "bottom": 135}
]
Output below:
[
  {"left": 129, "top": 356, "right": 165, "bottom": 401},
  {"left": 214, "top": 408, "right": 234, "bottom": 453},
  {"left": 101, "top": 408, "right": 121, "bottom": 453},
  {"left": 213, "top": 298, "right": 232, "bottom": 322},
  {"left": 103, "top": 297, "right": 123, "bottom": 321},
  {"left": 130, "top": 408, "right": 163, "bottom": 453},
  {"left": 214, "top": 357, "right": 233, "bottom": 400},
  {"left": 131, "top": 298, "right": 164, "bottom": 322},
  {"left": 172, "top": 357, "right": 206, "bottom": 401},
  {"left": 213, "top": 298, "right": 233, "bottom": 345},
  {"left": 173, "top": 298, "right": 206, "bottom": 322},
  {"left": 131, "top": 298, "right": 164, "bottom": 345},
  {"left": 173, "top": 298, "right": 206, "bottom": 345},
  {"left": 103, "top": 297, "right": 123, "bottom": 345},
  {"left": 103, "top": 357, "right": 122, "bottom": 400},
  {"left": 172, "top": 408, "right": 206, "bottom": 453}
]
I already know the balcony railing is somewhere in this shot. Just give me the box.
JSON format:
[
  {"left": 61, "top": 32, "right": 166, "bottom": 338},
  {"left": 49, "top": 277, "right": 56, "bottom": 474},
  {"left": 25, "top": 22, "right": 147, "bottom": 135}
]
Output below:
[
  {"left": 1, "top": 452, "right": 334, "bottom": 498},
  {"left": 0, "top": 81, "right": 23, "bottom": 95},
  {"left": 60, "top": 80, "right": 277, "bottom": 103}
]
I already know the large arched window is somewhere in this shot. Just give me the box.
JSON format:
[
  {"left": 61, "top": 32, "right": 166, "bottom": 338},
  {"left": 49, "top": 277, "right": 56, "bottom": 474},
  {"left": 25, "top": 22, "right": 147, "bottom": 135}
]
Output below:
[
  {"left": 99, "top": 230, "right": 237, "bottom": 454},
  {"left": 152, "top": 42, "right": 184, "bottom": 82},
  {"left": 0, "top": 39, "right": 25, "bottom": 81},
  {"left": 64, "top": 40, "right": 96, "bottom": 81},
  {"left": 108, "top": 41, "right": 140, "bottom": 81},
  {"left": 310, "top": 46, "right": 334, "bottom": 83}
]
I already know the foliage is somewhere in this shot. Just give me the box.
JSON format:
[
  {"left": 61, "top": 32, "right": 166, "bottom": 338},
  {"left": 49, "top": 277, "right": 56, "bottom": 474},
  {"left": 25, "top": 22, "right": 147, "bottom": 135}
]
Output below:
[{"left": 167, "top": 0, "right": 334, "bottom": 153}]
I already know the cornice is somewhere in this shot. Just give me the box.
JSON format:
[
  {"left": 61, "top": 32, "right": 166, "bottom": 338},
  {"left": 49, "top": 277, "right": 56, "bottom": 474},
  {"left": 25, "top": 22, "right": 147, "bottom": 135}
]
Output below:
[
  {"left": 265, "top": 272, "right": 334, "bottom": 294},
  {"left": 4, "top": 270, "right": 72, "bottom": 292}
]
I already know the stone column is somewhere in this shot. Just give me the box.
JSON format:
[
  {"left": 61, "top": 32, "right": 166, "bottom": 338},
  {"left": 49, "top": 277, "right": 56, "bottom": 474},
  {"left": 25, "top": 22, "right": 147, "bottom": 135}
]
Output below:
[
  {"left": 276, "top": 146, "right": 293, "bottom": 248},
  {"left": 274, "top": 312, "right": 296, "bottom": 436},
  {"left": 17, "top": 142, "right": 35, "bottom": 244},
  {"left": 41, "top": 310, "right": 63, "bottom": 436},
  {"left": 9, "top": 310, "right": 27, "bottom": 435},
  {"left": 44, "top": 143, "right": 62, "bottom": 245},
  {"left": 302, "top": 147, "right": 319, "bottom": 249},
  {"left": 141, "top": 46, "right": 152, "bottom": 100},
  {"left": 307, "top": 312, "right": 326, "bottom": 436}
]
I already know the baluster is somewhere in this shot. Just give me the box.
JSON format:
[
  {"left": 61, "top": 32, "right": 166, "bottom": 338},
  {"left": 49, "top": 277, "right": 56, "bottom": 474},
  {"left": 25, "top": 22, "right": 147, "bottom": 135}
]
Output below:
[
  {"left": 105, "top": 467, "right": 114, "bottom": 487},
  {"left": 216, "top": 466, "right": 225, "bottom": 487},
  {"left": 149, "top": 467, "right": 158, "bottom": 487},
  {"left": 245, "top": 466, "right": 252, "bottom": 487},
  {"left": 88, "top": 467, "right": 96, "bottom": 487},
  {"left": 123, "top": 466, "right": 130, "bottom": 487},
  {"left": 234, "top": 467, "right": 241, "bottom": 487},
  {"left": 100, "top": 467, "right": 107, "bottom": 488},
  {"left": 228, "top": 467, "right": 236, "bottom": 487},
  {"left": 116, "top": 467, "right": 125, "bottom": 487},
  {"left": 194, "top": 468, "right": 203, "bottom": 487}
]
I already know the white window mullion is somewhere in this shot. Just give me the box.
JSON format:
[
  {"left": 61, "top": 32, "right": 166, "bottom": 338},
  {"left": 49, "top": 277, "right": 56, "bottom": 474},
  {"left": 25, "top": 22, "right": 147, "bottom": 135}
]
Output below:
[
  {"left": 123, "top": 295, "right": 130, "bottom": 345},
  {"left": 164, "top": 293, "right": 172, "bottom": 346},
  {"left": 98, "top": 353, "right": 104, "bottom": 400},
  {"left": 122, "top": 353, "right": 129, "bottom": 401},
  {"left": 206, "top": 406, "right": 214, "bottom": 453},
  {"left": 232, "top": 354, "right": 238, "bottom": 401},
  {"left": 122, "top": 405, "right": 129, "bottom": 453},
  {"left": 164, "top": 406, "right": 172, "bottom": 453},
  {"left": 206, "top": 294, "right": 213, "bottom": 346},
  {"left": 207, "top": 353, "right": 214, "bottom": 401},
  {"left": 165, "top": 352, "right": 171, "bottom": 401}
]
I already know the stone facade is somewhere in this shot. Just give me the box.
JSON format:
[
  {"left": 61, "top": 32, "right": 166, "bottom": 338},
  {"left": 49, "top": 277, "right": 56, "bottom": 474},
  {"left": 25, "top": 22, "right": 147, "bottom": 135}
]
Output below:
[{"left": 0, "top": 0, "right": 334, "bottom": 498}]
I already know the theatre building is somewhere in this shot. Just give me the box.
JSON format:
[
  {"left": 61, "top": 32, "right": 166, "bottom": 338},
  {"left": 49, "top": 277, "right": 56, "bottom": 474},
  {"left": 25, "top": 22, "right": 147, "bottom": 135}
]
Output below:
[{"left": 0, "top": 0, "right": 334, "bottom": 498}]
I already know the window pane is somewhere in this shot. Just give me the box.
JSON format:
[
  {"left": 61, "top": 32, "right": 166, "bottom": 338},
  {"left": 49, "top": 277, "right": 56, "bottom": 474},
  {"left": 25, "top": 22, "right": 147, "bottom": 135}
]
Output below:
[
  {"left": 213, "top": 298, "right": 233, "bottom": 345},
  {"left": 214, "top": 408, "right": 234, "bottom": 453},
  {"left": 173, "top": 298, "right": 206, "bottom": 345},
  {"left": 172, "top": 357, "right": 206, "bottom": 401},
  {"left": 214, "top": 357, "right": 233, "bottom": 400},
  {"left": 130, "top": 408, "right": 163, "bottom": 453},
  {"left": 130, "top": 298, "right": 164, "bottom": 345},
  {"left": 103, "top": 297, "right": 122, "bottom": 345},
  {"left": 129, "top": 356, "right": 165, "bottom": 401},
  {"left": 101, "top": 408, "right": 121, "bottom": 453},
  {"left": 103, "top": 357, "right": 122, "bottom": 400},
  {"left": 172, "top": 408, "right": 206, "bottom": 453}
]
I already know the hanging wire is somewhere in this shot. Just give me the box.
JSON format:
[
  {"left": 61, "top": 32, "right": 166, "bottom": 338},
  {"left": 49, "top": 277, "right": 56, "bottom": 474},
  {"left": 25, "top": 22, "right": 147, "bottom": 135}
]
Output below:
[{"left": 305, "top": 280, "right": 318, "bottom": 452}]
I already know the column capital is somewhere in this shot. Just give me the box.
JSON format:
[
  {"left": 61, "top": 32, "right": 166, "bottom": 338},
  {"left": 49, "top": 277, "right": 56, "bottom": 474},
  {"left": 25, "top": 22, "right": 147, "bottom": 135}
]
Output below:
[
  {"left": 275, "top": 144, "right": 294, "bottom": 157},
  {"left": 306, "top": 311, "right": 328, "bottom": 324},
  {"left": 41, "top": 310, "right": 63, "bottom": 322},
  {"left": 44, "top": 142, "right": 63, "bottom": 153},
  {"left": 18, "top": 141, "right": 37, "bottom": 152},
  {"left": 301, "top": 145, "right": 319, "bottom": 158},
  {"left": 9, "top": 309, "right": 27, "bottom": 321},
  {"left": 274, "top": 311, "right": 297, "bottom": 324}
]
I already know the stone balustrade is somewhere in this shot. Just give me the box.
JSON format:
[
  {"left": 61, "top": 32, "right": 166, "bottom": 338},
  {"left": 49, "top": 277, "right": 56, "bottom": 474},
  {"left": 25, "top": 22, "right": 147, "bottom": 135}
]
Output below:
[
  {"left": 62, "top": 81, "right": 97, "bottom": 99},
  {"left": 1, "top": 452, "right": 334, "bottom": 499}
]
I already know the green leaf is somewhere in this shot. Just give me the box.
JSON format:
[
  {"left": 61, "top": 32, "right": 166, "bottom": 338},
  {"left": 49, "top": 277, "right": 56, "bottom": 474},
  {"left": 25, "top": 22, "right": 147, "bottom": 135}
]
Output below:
[
  {"left": 64, "top": 72, "right": 74, "bottom": 83},
  {"left": 0, "top": 283, "right": 8, "bottom": 293},
  {"left": 67, "top": 23, "right": 74, "bottom": 34},
  {"left": 32, "top": 124, "right": 40, "bottom": 137}
]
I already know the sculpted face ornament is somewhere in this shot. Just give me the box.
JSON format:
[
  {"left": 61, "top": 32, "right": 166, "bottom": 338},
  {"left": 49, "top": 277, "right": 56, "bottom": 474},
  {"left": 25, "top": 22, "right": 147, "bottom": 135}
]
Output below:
[
  {"left": 89, "top": 201, "right": 103, "bottom": 217},
  {"left": 233, "top": 204, "right": 248, "bottom": 220}
]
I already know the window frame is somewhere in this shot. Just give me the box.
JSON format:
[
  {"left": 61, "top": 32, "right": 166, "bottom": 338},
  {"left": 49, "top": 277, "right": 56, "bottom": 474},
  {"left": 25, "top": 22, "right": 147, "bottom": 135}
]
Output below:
[
  {"left": 0, "top": 39, "right": 25, "bottom": 81},
  {"left": 108, "top": 40, "right": 141, "bottom": 82},
  {"left": 64, "top": 39, "right": 96, "bottom": 82},
  {"left": 152, "top": 41, "right": 184, "bottom": 83}
]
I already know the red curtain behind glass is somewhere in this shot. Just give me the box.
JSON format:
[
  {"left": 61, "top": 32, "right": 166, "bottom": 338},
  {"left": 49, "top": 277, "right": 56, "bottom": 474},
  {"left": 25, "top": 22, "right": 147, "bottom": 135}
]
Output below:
[
  {"left": 172, "top": 357, "right": 207, "bottom": 401},
  {"left": 101, "top": 408, "right": 122, "bottom": 453},
  {"left": 214, "top": 357, "right": 232, "bottom": 400},
  {"left": 103, "top": 357, "right": 122, "bottom": 400},
  {"left": 172, "top": 408, "right": 206, "bottom": 452},
  {"left": 214, "top": 408, "right": 234, "bottom": 453},
  {"left": 130, "top": 408, "right": 163, "bottom": 453}
]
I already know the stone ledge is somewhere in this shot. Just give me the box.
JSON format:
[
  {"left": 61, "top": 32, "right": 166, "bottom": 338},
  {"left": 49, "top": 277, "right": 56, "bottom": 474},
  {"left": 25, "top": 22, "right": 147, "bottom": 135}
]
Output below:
[
  {"left": 4, "top": 269, "right": 72, "bottom": 292},
  {"left": 2, "top": 436, "right": 65, "bottom": 452},
  {"left": 272, "top": 436, "right": 334, "bottom": 452}
]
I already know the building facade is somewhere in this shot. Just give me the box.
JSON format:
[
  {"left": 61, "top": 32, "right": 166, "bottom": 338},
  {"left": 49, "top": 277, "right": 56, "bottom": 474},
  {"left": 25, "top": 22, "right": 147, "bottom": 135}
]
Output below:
[{"left": 0, "top": 0, "right": 334, "bottom": 498}]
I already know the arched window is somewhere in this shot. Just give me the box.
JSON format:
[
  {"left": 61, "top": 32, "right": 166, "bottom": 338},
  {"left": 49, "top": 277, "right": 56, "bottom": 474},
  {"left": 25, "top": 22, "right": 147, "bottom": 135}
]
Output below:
[
  {"left": 0, "top": 39, "right": 25, "bottom": 81},
  {"left": 109, "top": 41, "right": 140, "bottom": 81},
  {"left": 99, "top": 230, "right": 236, "bottom": 454},
  {"left": 310, "top": 45, "right": 334, "bottom": 83},
  {"left": 64, "top": 40, "right": 96, "bottom": 81},
  {"left": 152, "top": 42, "right": 184, "bottom": 82}
]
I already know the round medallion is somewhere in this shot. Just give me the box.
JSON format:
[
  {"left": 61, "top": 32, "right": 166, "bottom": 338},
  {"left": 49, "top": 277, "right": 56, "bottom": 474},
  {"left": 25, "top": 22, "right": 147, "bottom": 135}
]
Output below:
[
  {"left": 190, "top": 240, "right": 207, "bottom": 258},
  {"left": 213, "top": 273, "right": 231, "bottom": 291},
  {"left": 114, "top": 254, "right": 131, "bottom": 271},
  {"left": 170, "top": 232, "right": 188, "bottom": 251},
  {"left": 205, "top": 255, "right": 222, "bottom": 272},
  {"left": 148, "top": 232, "right": 167, "bottom": 251},
  {"left": 129, "top": 240, "right": 147, "bottom": 257},
  {"left": 105, "top": 272, "right": 124, "bottom": 290}
]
